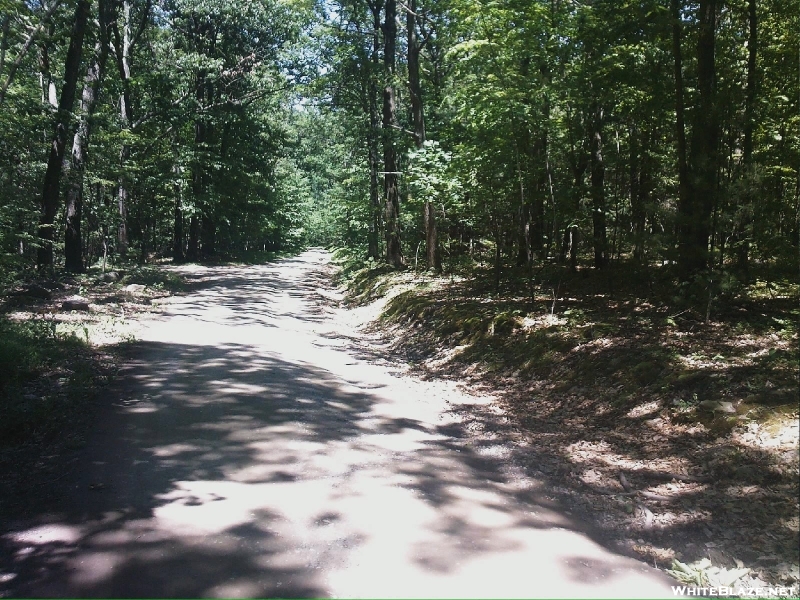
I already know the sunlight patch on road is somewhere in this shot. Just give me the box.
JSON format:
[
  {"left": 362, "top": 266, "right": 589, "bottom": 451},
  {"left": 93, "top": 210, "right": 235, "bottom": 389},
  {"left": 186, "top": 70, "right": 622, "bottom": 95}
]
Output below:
[{"left": 9, "top": 524, "right": 82, "bottom": 545}]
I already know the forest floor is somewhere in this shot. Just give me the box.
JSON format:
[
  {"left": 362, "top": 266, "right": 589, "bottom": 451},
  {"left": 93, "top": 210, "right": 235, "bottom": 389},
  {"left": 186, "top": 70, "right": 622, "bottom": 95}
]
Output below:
[{"left": 336, "top": 256, "right": 799, "bottom": 594}]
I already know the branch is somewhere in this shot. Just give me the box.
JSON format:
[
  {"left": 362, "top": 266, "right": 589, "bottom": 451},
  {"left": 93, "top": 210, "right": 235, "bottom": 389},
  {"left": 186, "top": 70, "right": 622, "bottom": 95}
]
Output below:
[
  {"left": 197, "top": 83, "right": 294, "bottom": 112},
  {"left": 0, "top": 0, "right": 64, "bottom": 105},
  {"left": 131, "top": 89, "right": 193, "bottom": 129},
  {"left": 398, "top": 2, "right": 420, "bottom": 17},
  {"left": 390, "top": 123, "right": 417, "bottom": 138},
  {"left": 129, "top": 0, "right": 152, "bottom": 49}
]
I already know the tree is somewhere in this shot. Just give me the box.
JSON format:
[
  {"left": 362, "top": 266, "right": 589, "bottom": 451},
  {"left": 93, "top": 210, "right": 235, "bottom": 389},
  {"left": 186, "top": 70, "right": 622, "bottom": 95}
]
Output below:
[
  {"left": 677, "top": 0, "right": 719, "bottom": 282},
  {"left": 382, "top": 0, "right": 403, "bottom": 268},
  {"left": 37, "top": 0, "right": 90, "bottom": 269},
  {"left": 64, "top": 0, "right": 116, "bottom": 272}
]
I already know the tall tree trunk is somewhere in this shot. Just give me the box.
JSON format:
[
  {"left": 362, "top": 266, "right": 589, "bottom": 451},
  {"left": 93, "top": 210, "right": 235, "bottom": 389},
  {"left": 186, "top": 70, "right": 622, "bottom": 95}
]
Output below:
[
  {"left": 383, "top": 0, "right": 403, "bottom": 268},
  {"left": 112, "top": 0, "right": 136, "bottom": 255},
  {"left": 367, "top": 0, "right": 382, "bottom": 260},
  {"left": 172, "top": 179, "right": 184, "bottom": 262},
  {"left": 201, "top": 215, "right": 216, "bottom": 258},
  {"left": 672, "top": 0, "right": 691, "bottom": 273},
  {"left": 407, "top": 0, "right": 425, "bottom": 148},
  {"left": 515, "top": 57, "right": 533, "bottom": 267},
  {"left": 187, "top": 215, "right": 199, "bottom": 261},
  {"left": 407, "top": 0, "right": 438, "bottom": 272},
  {"left": 678, "top": 0, "right": 718, "bottom": 281},
  {"left": 736, "top": 0, "right": 757, "bottom": 273},
  {"left": 423, "top": 201, "right": 441, "bottom": 272},
  {"left": 630, "top": 125, "right": 651, "bottom": 263},
  {"left": 532, "top": 133, "right": 546, "bottom": 260},
  {"left": 37, "top": 0, "right": 90, "bottom": 269},
  {"left": 65, "top": 0, "right": 113, "bottom": 272},
  {"left": 65, "top": 43, "right": 107, "bottom": 272},
  {"left": 742, "top": 0, "right": 756, "bottom": 167},
  {"left": 188, "top": 61, "right": 207, "bottom": 263},
  {"left": 516, "top": 195, "right": 530, "bottom": 266},
  {"left": 590, "top": 104, "right": 607, "bottom": 268}
]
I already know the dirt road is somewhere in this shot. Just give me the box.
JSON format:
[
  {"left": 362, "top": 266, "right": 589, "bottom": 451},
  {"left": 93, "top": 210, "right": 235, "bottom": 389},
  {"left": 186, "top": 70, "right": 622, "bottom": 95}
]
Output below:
[{"left": 1, "top": 251, "right": 677, "bottom": 598}]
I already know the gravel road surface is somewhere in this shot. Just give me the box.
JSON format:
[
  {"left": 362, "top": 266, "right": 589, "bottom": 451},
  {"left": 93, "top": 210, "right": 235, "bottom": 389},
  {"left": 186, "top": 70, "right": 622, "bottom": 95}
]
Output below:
[{"left": 0, "top": 251, "right": 676, "bottom": 598}]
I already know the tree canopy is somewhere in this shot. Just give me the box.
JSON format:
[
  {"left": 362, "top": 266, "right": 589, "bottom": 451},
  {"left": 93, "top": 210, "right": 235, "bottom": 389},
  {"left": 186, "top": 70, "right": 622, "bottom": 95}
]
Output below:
[{"left": 0, "top": 0, "right": 796, "bottom": 293}]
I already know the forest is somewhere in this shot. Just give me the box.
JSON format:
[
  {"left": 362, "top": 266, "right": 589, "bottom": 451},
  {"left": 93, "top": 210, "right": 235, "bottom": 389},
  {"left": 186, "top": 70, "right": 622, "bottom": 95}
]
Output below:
[
  {"left": 0, "top": 0, "right": 796, "bottom": 287},
  {"left": 0, "top": 0, "right": 798, "bottom": 593}
]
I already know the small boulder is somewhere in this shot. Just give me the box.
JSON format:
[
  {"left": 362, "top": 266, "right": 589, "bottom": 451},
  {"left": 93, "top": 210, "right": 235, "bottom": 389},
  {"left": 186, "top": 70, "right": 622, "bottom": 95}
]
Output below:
[
  {"left": 699, "top": 400, "right": 736, "bottom": 414},
  {"left": 124, "top": 283, "right": 146, "bottom": 294},
  {"left": 99, "top": 271, "right": 119, "bottom": 283},
  {"left": 14, "top": 284, "right": 52, "bottom": 300},
  {"left": 61, "top": 296, "right": 90, "bottom": 311},
  {"left": 39, "top": 280, "right": 66, "bottom": 291}
]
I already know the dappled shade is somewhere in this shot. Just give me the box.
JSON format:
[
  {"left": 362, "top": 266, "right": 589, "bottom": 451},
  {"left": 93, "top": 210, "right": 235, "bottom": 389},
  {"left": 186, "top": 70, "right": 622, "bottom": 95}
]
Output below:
[{"left": 0, "top": 253, "right": 676, "bottom": 598}]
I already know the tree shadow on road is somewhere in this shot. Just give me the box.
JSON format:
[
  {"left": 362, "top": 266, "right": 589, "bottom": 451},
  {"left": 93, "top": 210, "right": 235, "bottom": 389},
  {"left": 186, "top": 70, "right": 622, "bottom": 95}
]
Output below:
[{"left": 0, "top": 337, "right": 673, "bottom": 597}]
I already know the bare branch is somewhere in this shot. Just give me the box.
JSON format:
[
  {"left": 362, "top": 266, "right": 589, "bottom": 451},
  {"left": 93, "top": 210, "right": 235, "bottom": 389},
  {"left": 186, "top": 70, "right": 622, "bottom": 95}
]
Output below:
[{"left": 0, "top": 0, "right": 64, "bottom": 105}]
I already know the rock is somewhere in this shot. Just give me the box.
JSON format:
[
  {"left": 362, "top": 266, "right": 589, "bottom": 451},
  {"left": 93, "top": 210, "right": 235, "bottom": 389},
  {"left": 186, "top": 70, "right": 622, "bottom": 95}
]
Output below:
[
  {"left": 124, "top": 283, "right": 146, "bottom": 294},
  {"left": 61, "top": 296, "right": 90, "bottom": 311},
  {"left": 14, "top": 284, "right": 52, "bottom": 300},
  {"left": 39, "top": 280, "right": 66, "bottom": 291},
  {"left": 99, "top": 271, "right": 119, "bottom": 283},
  {"left": 699, "top": 400, "right": 736, "bottom": 414}
]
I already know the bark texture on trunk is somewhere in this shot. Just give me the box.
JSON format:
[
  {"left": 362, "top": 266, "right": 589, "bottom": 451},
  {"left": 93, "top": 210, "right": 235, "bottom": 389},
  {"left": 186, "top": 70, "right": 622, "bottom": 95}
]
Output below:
[
  {"left": 424, "top": 200, "right": 440, "bottom": 272},
  {"left": 37, "top": 0, "right": 90, "bottom": 269},
  {"left": 65, "top": 0, "right": 113, "bottom": 272},
  {"left": 65, "top": 42, "right": 106, "bottom": 272}
]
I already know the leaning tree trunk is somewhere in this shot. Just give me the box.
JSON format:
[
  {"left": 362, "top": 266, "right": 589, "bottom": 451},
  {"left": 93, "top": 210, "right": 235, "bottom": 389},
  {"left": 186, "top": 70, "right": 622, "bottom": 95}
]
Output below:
[
  {"left": 382, "top": 0, "right": 403, "bottom": 268},
  {"left": 37, "top": 0, "right": 90, "bottom": 269}
]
